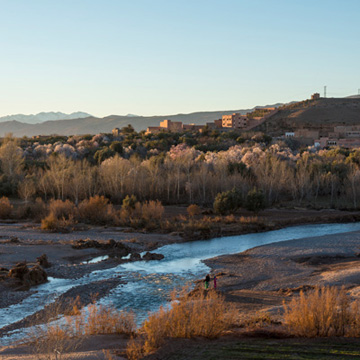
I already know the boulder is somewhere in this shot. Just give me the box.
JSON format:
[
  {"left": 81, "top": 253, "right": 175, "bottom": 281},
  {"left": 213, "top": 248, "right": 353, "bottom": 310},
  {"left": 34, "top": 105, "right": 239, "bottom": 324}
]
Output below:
[
  {"left": 142, "top": 252, "right": 165, "bottom": 261},
  {"left": 8, "top": 262, "right": 47, "bottom": 290},
  {"left": 29, "top": 265, "right": 48, "bottom": 285},
  {"left": 72, "top": 239, "right": 130, "bottom": 257},
  {"left": 37, "top": 254, "right": 51, "bottom": 268},
  {"left": 130, "top": 252, "right": 141, "bottom": 261},
  {"left": 9, "top": 262, "right": 29, "bottom": 280}
]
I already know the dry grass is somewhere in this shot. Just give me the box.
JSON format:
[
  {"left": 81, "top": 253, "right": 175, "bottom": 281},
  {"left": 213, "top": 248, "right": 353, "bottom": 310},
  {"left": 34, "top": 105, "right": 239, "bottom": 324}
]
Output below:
[
  {"left": 0, "top": 196, "right": 13, "bottom": 219},
  {"left": 25, "top": 299, "right": 83, "bottom": 360},
  {"left": 283, "top": 286, "right": 360, "bottom": 337},
  {"left": 127, "top": 288, "right": 236, "bottom": 357},
  {"left": 84, "top": 303, "right": 136, "bottom": 336},
  {"left": 126, "top": 337, "right": 145, "bottom": 360},
  {"left": 24, "top": 297, "right": 136, "bottom": 359}
]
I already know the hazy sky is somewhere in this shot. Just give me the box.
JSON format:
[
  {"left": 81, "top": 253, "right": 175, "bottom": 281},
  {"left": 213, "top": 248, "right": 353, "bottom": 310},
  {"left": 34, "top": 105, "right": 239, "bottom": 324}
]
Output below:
[{"left": 0, "top": 0, "right": 359, "bottom": 118}]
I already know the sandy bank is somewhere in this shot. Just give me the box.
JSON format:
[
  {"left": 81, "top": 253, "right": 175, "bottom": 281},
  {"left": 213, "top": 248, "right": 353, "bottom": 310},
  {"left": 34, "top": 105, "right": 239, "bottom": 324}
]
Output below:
[{"left": 204, "top": 229, "right": 360, "bottom": 314}]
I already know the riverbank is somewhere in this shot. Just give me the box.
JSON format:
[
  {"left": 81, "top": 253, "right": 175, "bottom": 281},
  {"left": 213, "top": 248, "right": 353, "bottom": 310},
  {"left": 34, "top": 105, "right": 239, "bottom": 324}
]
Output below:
[
  {"left": 203, "top": 228, "right": 360, "bottom": 317},
  {"left": 1, "top": 209, "right": 360, "bottom": 358},
  {"left": 0, "top": 209, "right": 360, "bottom": 327}
]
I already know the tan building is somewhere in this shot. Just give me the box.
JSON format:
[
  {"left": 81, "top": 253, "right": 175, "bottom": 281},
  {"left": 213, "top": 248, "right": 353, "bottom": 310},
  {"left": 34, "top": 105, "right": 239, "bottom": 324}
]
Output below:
[
  {"left": 315, "top": 137, "right": 360, "bottom": 149},
  {"left": 145, "top": 126, "right": 163, "bottom": 134},
  {"left": 311, "top": 93, "right": 320, "bottom": 100},
  {"left": 183, "top": 124, "right": 205, "bottom": 131},
  {"left": 159, "top": 119, "right": 183, "bottom": 132},
  {"left": 222, "top": 113, "right": 248, "bottom": 129},
  {"left": 112, "top": 128, "right": 121, "bottom": 137},
  {"left": 146, "top": 119, "right": 183, "bottom": 134}
]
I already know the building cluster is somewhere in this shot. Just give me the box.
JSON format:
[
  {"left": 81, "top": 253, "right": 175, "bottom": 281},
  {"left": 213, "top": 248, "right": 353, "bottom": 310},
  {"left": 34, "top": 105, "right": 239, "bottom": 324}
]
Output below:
[
  {"left": 146, "top": 108, "right": 277, "bottom": 134},
  {"left": 285, "top": 125, "right": 360, "bottom": 149}
]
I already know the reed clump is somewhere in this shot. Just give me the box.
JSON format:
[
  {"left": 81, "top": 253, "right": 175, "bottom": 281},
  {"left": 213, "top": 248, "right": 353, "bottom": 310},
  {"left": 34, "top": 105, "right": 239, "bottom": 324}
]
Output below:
[
  {"left": 283, "top": 286, "right": 360, "bottom": 337},
  {"left": 127, "top": 288, "right": 237, "bottom": 358},
  {"left": 25, "top": 297, "right": 136, "bottom": 359}
]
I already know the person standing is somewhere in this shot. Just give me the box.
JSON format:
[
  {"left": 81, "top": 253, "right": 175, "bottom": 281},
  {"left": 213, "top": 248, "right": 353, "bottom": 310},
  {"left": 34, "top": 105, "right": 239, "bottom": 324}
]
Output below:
[
  {"left": 213, "top": 275, "right": 217, "bottom": 290},
  {"left": 204, "top": 274, "right": 210, "bottom": 290}
]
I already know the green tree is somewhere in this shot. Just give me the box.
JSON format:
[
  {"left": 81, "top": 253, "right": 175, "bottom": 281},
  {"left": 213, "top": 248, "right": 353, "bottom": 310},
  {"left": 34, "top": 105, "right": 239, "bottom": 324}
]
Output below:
[
  {"left": 213, "top": 188, "right": 242, "bottom": 215},
  {"left": 109, "top": 141, "right": 123, "bottom": 154},
  {"left": 245, "top": 188, "right": 265, "bottom": 213},
  {"left": 94, "top": 148, "right": 115, "bottom": 163},
  {"left": 122, "top": 194, "right": 137, "bottom": 211}
]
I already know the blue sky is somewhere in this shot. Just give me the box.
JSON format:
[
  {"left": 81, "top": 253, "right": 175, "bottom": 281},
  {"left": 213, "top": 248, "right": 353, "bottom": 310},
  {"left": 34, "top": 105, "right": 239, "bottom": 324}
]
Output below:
[{"left": 0, "top": 0, "right": 359, "bottom": 117}]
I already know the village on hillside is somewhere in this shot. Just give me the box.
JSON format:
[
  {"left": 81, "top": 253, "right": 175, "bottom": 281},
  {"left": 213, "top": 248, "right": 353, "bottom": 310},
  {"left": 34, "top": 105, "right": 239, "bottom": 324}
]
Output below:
[{"left": 140, "top": 93, "right": 360, "bottom": 150}]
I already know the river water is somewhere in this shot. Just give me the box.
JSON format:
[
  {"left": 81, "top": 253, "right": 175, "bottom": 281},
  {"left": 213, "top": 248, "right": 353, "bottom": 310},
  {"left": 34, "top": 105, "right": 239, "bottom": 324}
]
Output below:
[{"left": 2, "top": 222, "right": 360, "bottom": 344}]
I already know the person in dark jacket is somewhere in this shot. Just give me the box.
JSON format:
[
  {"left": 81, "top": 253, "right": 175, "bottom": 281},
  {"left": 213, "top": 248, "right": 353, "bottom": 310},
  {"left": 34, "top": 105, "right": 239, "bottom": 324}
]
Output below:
[{"left": 204, "top": 274, "right": 210, "bottom": 290}]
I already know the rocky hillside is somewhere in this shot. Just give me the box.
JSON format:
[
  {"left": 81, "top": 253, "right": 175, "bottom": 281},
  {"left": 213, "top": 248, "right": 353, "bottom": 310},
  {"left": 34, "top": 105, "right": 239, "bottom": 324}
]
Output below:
[{"left": 254, "top": 98, "right": 360, "bottom": 135}]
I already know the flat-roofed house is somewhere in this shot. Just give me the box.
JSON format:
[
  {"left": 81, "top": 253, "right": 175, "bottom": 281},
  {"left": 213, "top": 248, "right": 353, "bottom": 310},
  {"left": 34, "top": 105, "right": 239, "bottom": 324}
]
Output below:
[{"left": 222, "top": 113, "right": 248, "bottom": 129}]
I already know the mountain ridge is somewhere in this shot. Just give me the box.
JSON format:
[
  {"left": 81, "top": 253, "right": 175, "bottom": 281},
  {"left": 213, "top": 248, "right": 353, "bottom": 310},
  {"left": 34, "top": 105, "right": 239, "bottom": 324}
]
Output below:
[
  {"left": 0, "top": 111, "right": 92, "bottom": 124},
  {"left": 0, "top": 105, "right": 282, "bottom": 137}
]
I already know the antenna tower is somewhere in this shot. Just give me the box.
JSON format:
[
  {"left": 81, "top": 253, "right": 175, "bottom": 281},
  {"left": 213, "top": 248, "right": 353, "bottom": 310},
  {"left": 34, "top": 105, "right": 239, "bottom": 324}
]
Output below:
[{"left": 324, "top": 86, "right": 327, "bottom": 98}]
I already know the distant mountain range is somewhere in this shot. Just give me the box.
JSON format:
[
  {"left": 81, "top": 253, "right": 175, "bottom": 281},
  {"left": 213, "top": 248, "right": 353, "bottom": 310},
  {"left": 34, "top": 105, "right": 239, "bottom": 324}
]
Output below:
[
  {"left": 5, "top": 97, "right": 359, "bottom": 137},
  {"left": 0, "top": 112, "right": 92, "bottom": 124},
  {"left": 0, "top": 105, "right": 283, "bottom": 137}
]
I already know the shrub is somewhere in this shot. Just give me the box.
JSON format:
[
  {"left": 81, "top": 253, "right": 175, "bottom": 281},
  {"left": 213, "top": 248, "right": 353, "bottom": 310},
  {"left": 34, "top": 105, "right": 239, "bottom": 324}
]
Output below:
[
  {"left": 245, "top": 188, "right": 265, "bottom": 213},
  {"left": 41, "top": 213, "right": 75, "bottom": 231},
  {"left": 41, "top": 199, "right": 77, "bottom": 231},
  {"left": 126, "top": 337, "right": 144, "bottom": 360},
  {"left": 283, "top": 286, "right": 360, "bottom": 337},
  {"left": 213, "top": 188, "right": 242, "bottom": 215},
  {"left": 187, "top": 204, "right": 201, "bottom": 218},
  {"left": 85, "top": 303, "right": 136, "bottom": 335},
  {"left": 48, "top": 199, "right": 77, "bottom": 220},
  {"left": 78, "top": 195, "right": 115, "bottom": 224},
  {"left": 140, "top": 288, "right": 236, "bottom": 355},
  {"left": 141, "top": 200, "right": 164, "bottom": 221},
  {"left": 0, "top": 196, "right": 13, "bottom": 219},
  {"left": 122, "top": 194, "right": 137, "bottom": 212},
  {"left": 16, "top": 197, "right": 47, "bottom": 222}
]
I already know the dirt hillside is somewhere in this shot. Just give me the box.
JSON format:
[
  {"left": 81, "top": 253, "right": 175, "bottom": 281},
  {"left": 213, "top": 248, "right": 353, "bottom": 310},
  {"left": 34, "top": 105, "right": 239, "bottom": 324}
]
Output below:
[{"left": 255, "top": 97, "right": 360, "bottom": 135}]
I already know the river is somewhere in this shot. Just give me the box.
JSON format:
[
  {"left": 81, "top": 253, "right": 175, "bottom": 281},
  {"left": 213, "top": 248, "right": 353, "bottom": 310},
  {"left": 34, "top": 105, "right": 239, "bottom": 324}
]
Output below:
[{"left": 1, "top": 222, "right": 360, "bottom": 344}]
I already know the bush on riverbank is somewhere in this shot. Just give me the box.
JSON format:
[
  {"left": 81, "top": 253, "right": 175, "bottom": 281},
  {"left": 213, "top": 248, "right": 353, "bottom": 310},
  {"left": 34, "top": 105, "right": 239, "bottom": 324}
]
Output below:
[
  {"left": 0, "top": 196, "right": 13, "bottom": 219},
  {"left": 284, "top": 286, "right": 360, "bottom": 337},
  {"left": 126, "top": 288, "right": 237, "bottom": 358},
  {"left": 78, "top": 195, "right": 116, "bottom": 225}
]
